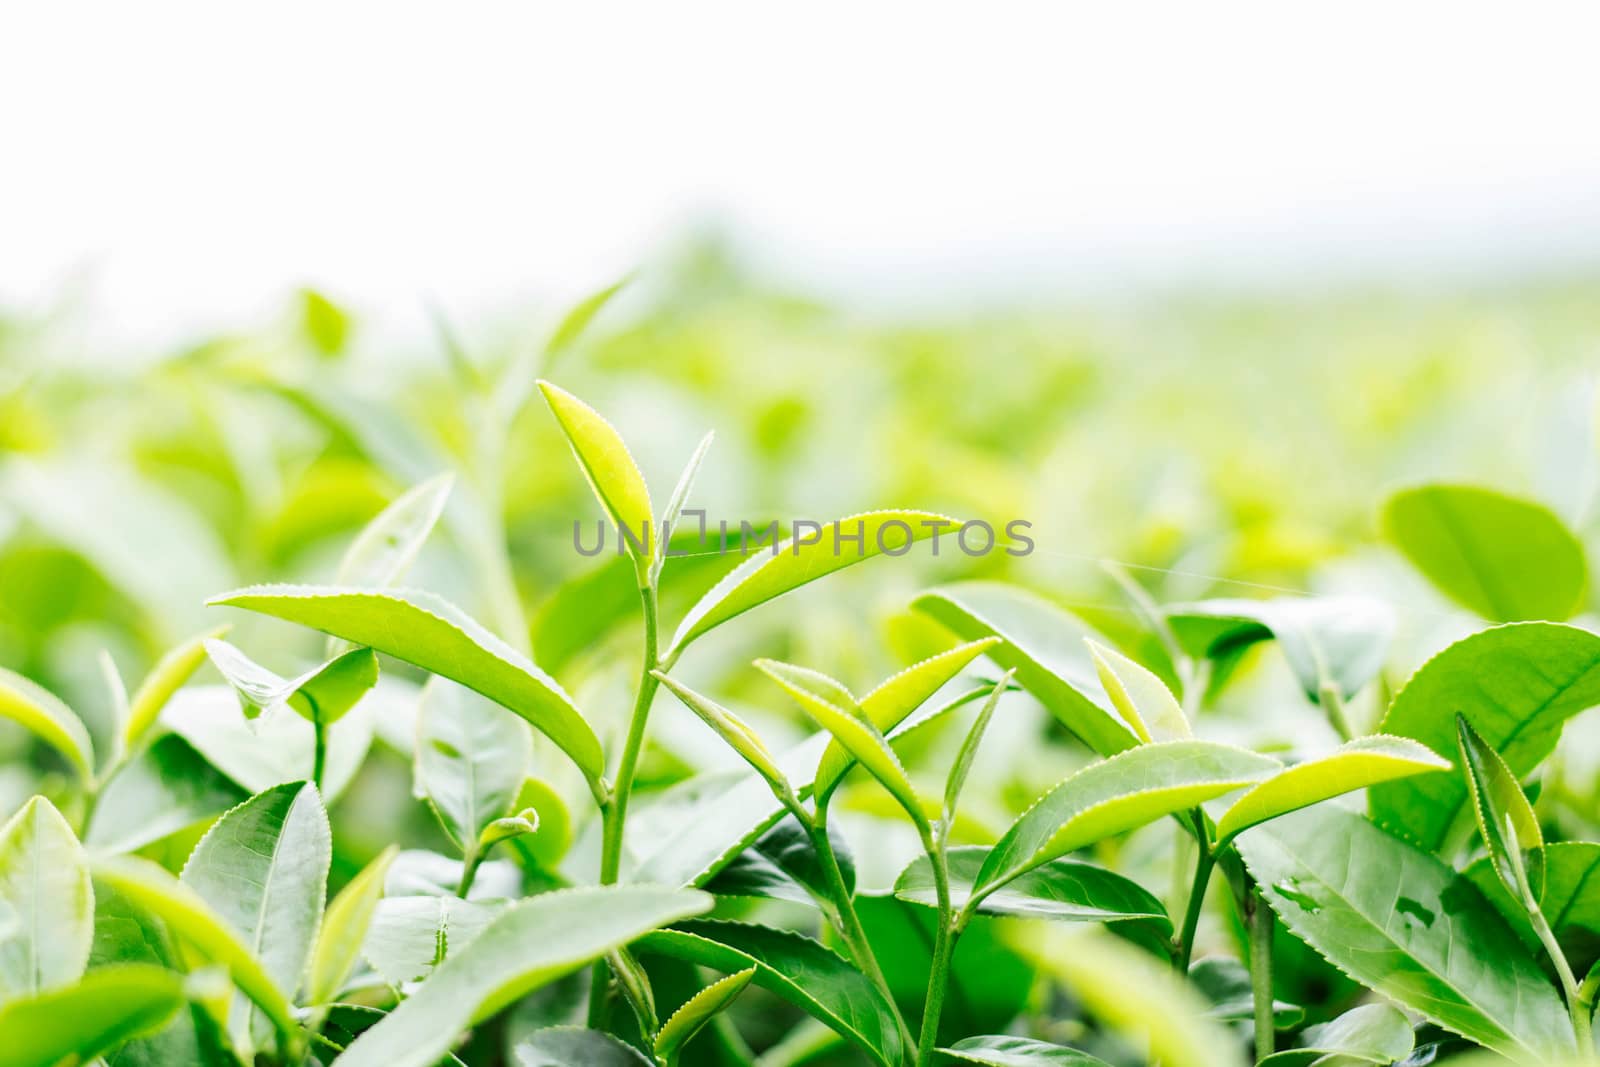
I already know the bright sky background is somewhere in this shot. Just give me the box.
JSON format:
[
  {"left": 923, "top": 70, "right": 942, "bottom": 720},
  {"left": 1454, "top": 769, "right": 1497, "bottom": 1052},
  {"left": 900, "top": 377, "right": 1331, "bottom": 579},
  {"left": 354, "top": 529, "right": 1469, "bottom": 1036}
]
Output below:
[{"left": 5, "top": 3, "right": 1600, "bottom": 350}]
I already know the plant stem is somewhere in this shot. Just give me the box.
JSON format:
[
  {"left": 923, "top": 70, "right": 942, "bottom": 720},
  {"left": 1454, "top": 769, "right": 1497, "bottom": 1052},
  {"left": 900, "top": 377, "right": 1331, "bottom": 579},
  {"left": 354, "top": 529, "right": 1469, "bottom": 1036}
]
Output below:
[
  {"left": 1318, "top": 681, "right": 1355, "bottom": 742},
  {"left": 455, "top": 847, "right": 481, "bottom": 898},
  {"left": 1531, "top": 904, "right": 1593, "bottom": 1053},
  {"left": 1247, "top": 886, "right": 1275, "bottom": 1063},
  {"left": 915, "top": 826, "right": 956, "bottom": 1067},
  {"left": 1176, "top": 847, "right": 1214, "bottom": 974},
  {"left": 312, "top": 721, "right": 328, "bottom": 794}
]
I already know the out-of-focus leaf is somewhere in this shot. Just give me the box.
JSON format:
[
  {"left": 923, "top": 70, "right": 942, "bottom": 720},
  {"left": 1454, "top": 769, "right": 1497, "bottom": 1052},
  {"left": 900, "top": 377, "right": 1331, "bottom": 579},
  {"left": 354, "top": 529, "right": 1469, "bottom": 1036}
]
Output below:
[
  {"left": 1371, "top": 622, "right": 1600, "bottom": 850},
  {"left": 301, "top": 288, "right": 352, "bottom": 356},
  {"left": 1457, "top": 714, "right": 1543, "bottom": 897},
  {"left": 1383, "top": 484, "right": 1588, "bottom": 622},
  {"left": 1166, "top": 596, "right": 1394, "bottom": 704},
  {"left": 1238, "top": 806, "right": 1574, "bottom": 1061},
  {"left": 1258, "top": 1002, "right": 1414, "bottom": 1066},
  {"left": 654, "top": 967, "right": 754, "bottom": 1063},
  {"left": 415, "top": 679, "right": 532, "bottom": 851},
  {"left": 123, "top": 625, "right": 228, "bottom": 751},
  {"left": 513, "top": 1026, "right": 651, "bottom": 1066},
  {"left": 652, "top": 430, "right": 715, "bottom": 586},
  {"left": 208, "top": 586, "right": 603, "bottom": 785},
  {"left": 334, "top": 472, "right": 454, "bottom": 589},
  {"left": 181, "top": 782, "right": 329, "bottom": 1040},
  {"left": 307, "top": 846, "right": 398, "bottom": 1007},
  {"left": 86, "top": 734, "right": 247, "bottom": 854},
  {"left": 707, "top": 815, "right": 852, "bottom": 907},
  {"left": 0, "top": 796, "right": 93, "bottom": 999},
  {"left": 896, "top": 846, "right": 1170, "bottom": 932},
  {"left": 1088, "top": 639, "right": 1189, "bottom": 743},
  {"left": 913, "top": 582, "right": 1135, "bottom": 757},
  {"left": 1187, "top": 957, "right": 1303, "bottom": 1026},
  {"left": 544, "top": 276, "right": 630, "bottom": 359},
  {"left": 938, "top": 1035, "right": 1114, "bottom": 1065},
  {"left": 332, "top": 885, "right": 712, "bottom": 1067},
  {"left": 973, "top": 741, "right": 1279, "bottom": 899},
  {"left": 668, "top": 510, "right": 957, "bottom": 660},
  {"left": 0, "top": 964, "right": 186, "bottom": 1067},
  {"left": 362, "top": 895, "right": 506, "bottom": 987},
  {"left": 205, "top": 639, "right": 378, "bottom": 727},
  {"left": 91, "top": 856, "right": 295, "bottom": 1036},
  {"left": 637, "top": 919, "right": 904, "bottom": 1067},
  {"left": 0, "top": 668, "right": 94, "bottom": 783},
  {"left": 1214, "top": 735, "right": 1450, "bottom": 847},
  {"left": 538, "top": 380, "right": 655, "bottom": 578}
]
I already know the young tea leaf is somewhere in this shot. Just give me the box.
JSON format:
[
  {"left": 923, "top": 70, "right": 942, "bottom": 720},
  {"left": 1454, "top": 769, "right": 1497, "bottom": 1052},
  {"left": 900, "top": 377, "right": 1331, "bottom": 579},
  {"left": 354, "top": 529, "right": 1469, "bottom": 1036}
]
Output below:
[
  {"left": 332, "top": 885, "right": 712, "bottom": 1067},
  {"left": 305, "top": 845, "right": 398, "bottom": 1007},
  {"left": 0, "top": 796, "right": 93, "bottom": 1000},
  {"left": 1456, "top": 714, "right": 1543, "bottom": 898},
  {"left": 121, "top": 625, "right": 231, "bottom": 751},
  {"left": 972, "top": 741, "right": 1279, "bottom": 901},
  {"left": 0, "top": 668, "right": 94, "bottom": 784},
  {"left": 334, "top": 471, "right": 454, "bottom": 589},
  {"left": 1087, "top": 639, "right": 1189, "bottom": 744},
  {"left": 0, "top": 963, "right": 187, "bottom": 1067},
  {"left": 538, "top": 380, "right": 655, "bottom": 578},
  {"left": 652, "top": 430, "right": 715, "bottom": 586},
  {"left": 415, "top": 678, "right": 533, "bottom": 852},
  {"left": 1214, "top": 735, "right": 1450, "bottom": 847},
  {"left": 1383, "top": 483, "right": 1588, "bottom": 622},
  {"left": 207, "top": 585, "right": 604, "bottom": 787},
  {"left": 944, "top": 670, "right": 1014, "bottom": 823},
  {"left": 361, "top": 894, "right": 505, "bottom": 987},
  {"left": 654, "top": 671, "right": 794, "bottom": 802},
  {"left": 206, "top": 639, "right": 379, "bottom": 727},
  {"left": 1465, "top": 842, "right": 1600, "bottom": 971},
  {"left": 654, "top": 966, "right": 755, "bottom": 1063}
]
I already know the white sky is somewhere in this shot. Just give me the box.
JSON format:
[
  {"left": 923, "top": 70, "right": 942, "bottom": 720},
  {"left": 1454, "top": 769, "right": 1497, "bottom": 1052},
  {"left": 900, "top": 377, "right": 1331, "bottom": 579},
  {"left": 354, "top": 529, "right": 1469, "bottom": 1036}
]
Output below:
[{"left": 5, "top": 3, "right": 1600, "bottom": 349}]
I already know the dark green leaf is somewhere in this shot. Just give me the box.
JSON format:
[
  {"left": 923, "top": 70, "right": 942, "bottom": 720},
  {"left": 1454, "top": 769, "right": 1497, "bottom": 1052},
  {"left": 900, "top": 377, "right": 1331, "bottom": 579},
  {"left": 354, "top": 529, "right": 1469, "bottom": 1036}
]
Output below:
[
  {"left": 512, "top": 1026, "right": 652, "bottom": 1066},
  {"left": 896, "top": 846, "right": 1170, "bottom": 932},
  {"left": 707, "top": 815, "right": 853, "bottom": 907}
]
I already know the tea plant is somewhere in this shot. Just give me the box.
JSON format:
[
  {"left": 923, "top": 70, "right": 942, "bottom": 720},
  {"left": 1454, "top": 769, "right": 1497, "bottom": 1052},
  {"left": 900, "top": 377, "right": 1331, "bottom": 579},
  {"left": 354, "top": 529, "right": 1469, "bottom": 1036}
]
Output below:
[{"left": 1, "top": 370, "right": 1599, "bottom": 1067}]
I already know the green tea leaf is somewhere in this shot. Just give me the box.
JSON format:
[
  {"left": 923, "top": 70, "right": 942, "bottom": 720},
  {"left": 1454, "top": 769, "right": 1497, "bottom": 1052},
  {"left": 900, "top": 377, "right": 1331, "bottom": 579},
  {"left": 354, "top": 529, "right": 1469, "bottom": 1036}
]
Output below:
[
  {"left": 123, "top": 625, "right": 228, "bottom": 751},
  {"left": 333, "top": 885, "right": 711, "bottom": 1067},
  {"left": 0, "top": 796, "right": 92, "bottom": 999},
  {"left": 85, "top": 734, "right": 248, "bottom": 854},
  {"left": 1088, "top": 639, "right": 1189, "bottom": 743},
  {"left": 91, "top": 855, "right": 295, "bottom": 1036},
  {"left": 0, "top": 668, "right": 94, "bottom": 784},
  {"left": 896, "top": 846, "right": 1170, "bottom": 932},
  {"left": 301, "top": 288, "right": 352, "bottom": 356},
  {"left": 1188, "top": 957, "right": 1304, "bottom": 1027},
  {"left": 0, "top": 963, "right": 186, "bottom": 1067},
  {"left": 513, "top": 1026, "right": 652, "bottom": 1066},
  {"left": 668, "top": 510, "right": 957, "bottom": 660},
  {"left": 1258, "top": 1002, "right": 1414, "bottom": 1067},
  {"left": 1214, "top": 735, "right": 1450, "bottom": 847},
  {"left": 415, "top": 679, "right": 533, "bottom": 851},
  {"left": 362, "top": 895, "right": 505, "bottom": 987},
  {"left": 181, "top": 782, "right": 330, "bottom": 1037},
  {"left": 1370, "top": 622, "right": 1600, "bottom": 850},
  {"left": 1465, "top": 843, "right": 1600, "bottom": 973},
  {"left": 913, "top": 582, "right": 1136, "bottom": 757},
  {"left": 973, "top": 741, "right": 1279, "bottom": 900},
  {"left": 207, "top": 585, "right": 604, "bottom": 786},
  {"left": 335, "top": 472, "right": 454, "bottom": 589},
  {"left": 538, "top": 380, "right": 655, "bottom": 576},
  {"left": 757, "top": 658, "right": 923, "bottom": 826},
  {"left": 1237, "top": 806, "right": 1574, "bottom": 1060},
  {"left": 1456, "top": 714, "right": 1543, "bottom": 897},
  {"left": 945, "top": 671, "right": 1013, "bottom": 823},
  {"left": 544, "top": 275, "right": 630, "bottom": 358},
  {"left": 939, "top": 1035, "right": 1114, "bottom": 1065},
  {"left": 652, "top": 430, "right": 715, "bottom": 586},
  {"left": 637, "top": 919, "right": 905, "bottom": 1067},
  {"left": 1166, "top": 595, "right": 1394, "bottom": 704},
  {"left": 206, "top": 639, "right": 379, "bottom": 727},
  {"left": 707, "top": 815, "right": 853, "bottom": 907},
  {"left": 654, "top": 967, "right": 755, "bottom": 1062},
  {"left": 1383, "top": 484, "right": 1588, "bottom": 622},
  {"left": 654, "top": 672, "right": 793, "bottom": 801},
  {"left": 306, "top": 845, "right": 398, "bottom": 1007}
]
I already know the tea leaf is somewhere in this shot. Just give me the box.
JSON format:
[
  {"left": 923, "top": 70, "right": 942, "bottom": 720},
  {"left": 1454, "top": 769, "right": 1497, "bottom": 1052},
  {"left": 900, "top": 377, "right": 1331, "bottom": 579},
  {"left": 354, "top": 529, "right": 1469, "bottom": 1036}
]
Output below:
[
  {"left": 512, "top": 1027, "right": 652, "bottom": 1066},
  {"left": 654, "top": 966, "right": 755, "bottom": 1062},
  {"left": 1383, "top": 484, "right": 1588, "bottom": 622},
  {"left": 207, "top": 585, "right": 605, "bottom": 785},
  {"left": 1257, "top": 1002, "right": 1414, "bottom": 1067},
  {"left": 913, "top": 582, "right": 1137, "bottom": 757},
  {"left": 0, "top": 668, "right": 94, "bottom": 784},
  {"left": 896, "top": 846, "right": 1170, "bottom": 932},
  {"left": 332, "top": 885, "right": 712, "bottom": 1067},
  {"left": 544, "top": 274, "right": 630, "bottom": 358},
  {"left": 0, "top": 797, "right": 93, "bottom": 999},
  {"left": 415, "top": 679, "right": 533, "bottom": 851},
  {"left": 335, "top": 472, "right": 454, "bottom": 589},
  {"left": 945, "top": 671, "right": 1013, "bottom": 822},
  {"left": 85, "top": 734, "right": 248, "bottom": 854},
  {"left": 707, "top": 815, "right": 853, "bottom": 907},
  {"left": 1237, "top": 806, "right": 1574, "bottom": 1061},
  {"left": 306, "top": 845, "right": 398, "bottom": 1007},
  {"left": 939, "top": 1035, "right": 1114, "bottom": 1065},
  {"left": 973, "top": 741, "right": 1279, "bottom": 899},
  {"left": 538, "top": 380, "right": 655, "bottom": 577},
  {"left": 668, "top": 510, "right": 957, "bottom": 659},
  {"left": 1166, "top": 595, "right": 1394, "bottom": 704},
  {"left": 91, "top": 855, "right": 295, "bottom": 1036},
  {"left": 123, "top": 625, "right": 229, "bottom": 750},
  {"left": 1087, "top": 640, "right": 1189, "bottom": 743},
  {"left": 1465, "top": 842, "right": 1600, "bottom": 970},
  {"left": 637, "top": 919, "right": 905, "bottom": 1067},
  {"left": 652, "top": 430, "right": 715, "bottom": 586},
  {"left": 1370, "top": 622, "right": 1600, "bottom": 850},
  {"left": 362, "top": 894, "right": 505, "bottom": 987},
  {"left": 181, "top": 781, "right": 330, "bottom": 1037},
  {"left": 757, "top": 658, "right": 923, "bottom": 827},
  {"left": 1456, "top": 714, "right": 1542, "bottom": 897},
  {"left": 0, "top": 963, "right": 187, "bottom": 1067},
  {"left": 206, "top": 639, "right": 379, "bottom": 726},
  {"left": 654, "top": 671, "right": 793, "bottom": 800},
  {"left": 1214, "top": 735, "right": 1450, "bottom": 847}
]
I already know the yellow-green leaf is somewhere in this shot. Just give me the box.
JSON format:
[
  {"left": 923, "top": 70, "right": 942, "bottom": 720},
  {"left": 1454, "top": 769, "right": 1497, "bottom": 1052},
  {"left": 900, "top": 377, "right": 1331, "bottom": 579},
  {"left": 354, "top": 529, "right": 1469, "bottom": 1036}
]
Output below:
[
  {"left": 1457, "top": 714, "right": 1544, "bottom": 898},
  {"left": 654, "top": 966, "right": 755, "bottom": 1063},
  {"left": 305, "top": 845, "right": 398, "bottom": 1007},
  {"left": 0, "top": 963, "right": 187, "bottom": 1067},
  {"left": 538, "top": 381, "right": 655, "bottom": 575},
  {"left": 123, "top": 626, "right": 230, "bottom": 750},
  {"left": 1215, "top": 735, "right": 1450, "bottom": 847},
  {"left": 1087, "top": 639, "right": 1189, "bottom": 744},
  {"left": 654, "top": 672, "right": 793, "bottom": 801},
  {"left": 0, "top": 668, "right": 94, "bottom": 784}
]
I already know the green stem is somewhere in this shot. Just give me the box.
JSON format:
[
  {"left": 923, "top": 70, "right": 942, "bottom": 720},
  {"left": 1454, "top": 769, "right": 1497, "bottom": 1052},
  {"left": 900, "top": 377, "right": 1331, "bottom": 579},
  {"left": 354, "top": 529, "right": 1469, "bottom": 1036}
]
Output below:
[
  {"left": 312, "top": 720, "right": 328, "bottom": 794},
  {"left": 1532, "top": 905, "right": 1593, "bottom": 1053},
  {"left": 1248, "top": 887, "right": 1275, "bottom": 1062},
  {"left": 915, "top": 827, "right": 956, "bottom": 1067},
  {"left": 455, "top": 847, "right": 482, "bottom": 899},
  {"left": 1176, "top": 843, "right": 1215, "bottom": 973},
  {"left": 1318, "top": 681, "right": 1355, "bottom": 742}
]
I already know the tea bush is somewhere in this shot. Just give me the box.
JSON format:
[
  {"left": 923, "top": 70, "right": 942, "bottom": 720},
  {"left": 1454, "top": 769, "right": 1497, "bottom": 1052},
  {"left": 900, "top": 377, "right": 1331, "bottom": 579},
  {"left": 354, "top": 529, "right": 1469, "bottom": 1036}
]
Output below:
[{"left": 2, "top": 274, "right": 1600, "bottom": 1065}]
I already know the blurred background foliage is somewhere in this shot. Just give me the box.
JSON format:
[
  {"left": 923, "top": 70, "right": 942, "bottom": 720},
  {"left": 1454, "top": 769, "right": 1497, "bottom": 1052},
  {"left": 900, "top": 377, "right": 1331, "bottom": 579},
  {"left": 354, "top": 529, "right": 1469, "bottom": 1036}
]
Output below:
[{"left": 2, "top": 240, "right": 1598, "bottom": 897}]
